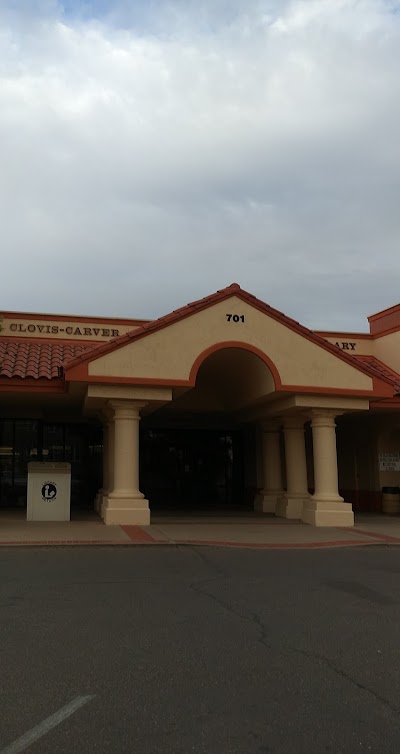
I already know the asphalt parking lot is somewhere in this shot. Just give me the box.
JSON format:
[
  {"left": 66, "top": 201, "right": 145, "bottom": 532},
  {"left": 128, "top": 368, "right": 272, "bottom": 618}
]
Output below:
[{"left": 1, "top": 545, "right": 400, "bottom": 753}]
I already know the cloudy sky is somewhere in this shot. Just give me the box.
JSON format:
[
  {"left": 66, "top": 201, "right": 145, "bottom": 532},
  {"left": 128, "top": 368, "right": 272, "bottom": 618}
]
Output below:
[{"left": 1, "top": 0, "right": 400, "bottom": 330}]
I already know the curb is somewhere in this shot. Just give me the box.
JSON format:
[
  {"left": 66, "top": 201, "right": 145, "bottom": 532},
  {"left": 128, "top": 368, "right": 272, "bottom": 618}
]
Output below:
[
  {"left": 1, "top": 524, "right": 400, "bottom": 550},
  {"left": 1, "top": 538, "right": 400, "bottom": 550}
]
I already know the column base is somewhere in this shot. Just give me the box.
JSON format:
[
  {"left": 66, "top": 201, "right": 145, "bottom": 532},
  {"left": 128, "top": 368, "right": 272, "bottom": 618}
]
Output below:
[
  {"left": 254, "top": 491, "right": 282, "bottom": 513},
  {"left": 275, "top": 494, "right": 308, "bottom": 519},
  {"left": 302, "top": 498, "right": 354, "bottom": 527},
  {"left": 103, "top": 494, "right": 150, "bottom": 525}
]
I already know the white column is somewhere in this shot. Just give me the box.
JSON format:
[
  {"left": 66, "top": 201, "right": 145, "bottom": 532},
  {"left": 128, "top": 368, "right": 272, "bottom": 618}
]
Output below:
[
  {"left": 255, "top": 422, "right": 283, "bottom": 513},
  {"left": 103, "top": 400, "right": 150, "bottom": 525},
  {"left": 276, "top": 417, "right": 309, "bottom": 519},
  {"left": 302, "top": 411, "right": 354, "bottom": 527}
]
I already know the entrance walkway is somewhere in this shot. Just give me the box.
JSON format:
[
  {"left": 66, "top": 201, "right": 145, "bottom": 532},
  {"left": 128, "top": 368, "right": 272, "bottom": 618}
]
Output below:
[{"left": 1, "top": 511, "right": 400, "bottom": 548}]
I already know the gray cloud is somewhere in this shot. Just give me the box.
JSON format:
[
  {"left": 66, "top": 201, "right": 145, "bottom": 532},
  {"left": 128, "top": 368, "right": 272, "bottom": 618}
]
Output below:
[{"left": 1, "top": 0, "right": 400, "bottom": 330}]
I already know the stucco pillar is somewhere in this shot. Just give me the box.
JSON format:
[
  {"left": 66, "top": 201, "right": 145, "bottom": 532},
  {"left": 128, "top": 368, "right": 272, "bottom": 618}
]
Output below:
[
  {"left": 302, "top": 411, "right": 354, "bottom": 527},
  {"left": 103, "top": 400, "right": 150, "bottom": 525},
  {"left": 276, "top": 417, "right": 309, "bottom": 519},
  {"left": 255, "top": 422, "right": 283, "bottom": 513}
]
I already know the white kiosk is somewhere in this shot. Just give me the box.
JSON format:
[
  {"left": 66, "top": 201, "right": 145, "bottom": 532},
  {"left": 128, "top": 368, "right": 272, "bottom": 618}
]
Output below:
[{"left": 27, "top": 462, "right": 71, "bottom": 521}]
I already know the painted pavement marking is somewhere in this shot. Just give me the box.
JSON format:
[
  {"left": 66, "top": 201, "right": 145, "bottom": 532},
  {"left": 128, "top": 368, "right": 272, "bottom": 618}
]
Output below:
[
  {"left": 0, "top": 695, "right": 95, "bottom": 754},
  {"left": 341, "top": 526, "right": 400, "bottom": 543},
  {"left": 121, "top": 525, "right": 157, "bottom": 543}
]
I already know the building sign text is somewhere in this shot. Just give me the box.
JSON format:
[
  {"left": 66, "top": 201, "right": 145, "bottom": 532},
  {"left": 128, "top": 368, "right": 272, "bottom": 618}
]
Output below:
[
  {"left": 8, "top": 323, "right": 120, "bottom": 338},
  {"left": 379, "top": 453, "right": 400, "bottom": 472},
  {"left": 226, "top": 314, "right": 245, "bottom": 322},
  {"left": 335, "top": 341, "right": 357, "bottom": 351}
]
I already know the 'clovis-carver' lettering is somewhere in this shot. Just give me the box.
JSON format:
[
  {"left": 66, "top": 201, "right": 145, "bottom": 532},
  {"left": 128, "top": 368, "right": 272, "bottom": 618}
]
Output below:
[{"left": 9, "top": 323, "right": 119, "bottom": 338}]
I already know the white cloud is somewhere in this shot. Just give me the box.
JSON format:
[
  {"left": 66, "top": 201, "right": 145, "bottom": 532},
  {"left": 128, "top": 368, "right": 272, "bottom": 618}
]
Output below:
[{"left": 1, "top": 0, "right": 400, "bottom": 328}]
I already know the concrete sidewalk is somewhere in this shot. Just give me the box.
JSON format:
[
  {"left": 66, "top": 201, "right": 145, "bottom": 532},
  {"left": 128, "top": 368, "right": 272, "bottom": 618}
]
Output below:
[{"left": 1, "top": 512, "right": 400, "bottom": 548}]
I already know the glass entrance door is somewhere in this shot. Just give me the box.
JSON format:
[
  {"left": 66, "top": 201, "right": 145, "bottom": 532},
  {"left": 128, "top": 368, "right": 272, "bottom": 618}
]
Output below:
[{"left": 140, "top": 428, "right": 245, "bottom": 510}]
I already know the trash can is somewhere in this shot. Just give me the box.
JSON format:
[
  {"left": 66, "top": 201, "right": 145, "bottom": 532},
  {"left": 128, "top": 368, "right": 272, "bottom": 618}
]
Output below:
[
  {"left": 27, "top": 462, "right": 71, "bottom": 521},
  {"left": 382, "top": 486, "right": 400, "bottom": 515}
]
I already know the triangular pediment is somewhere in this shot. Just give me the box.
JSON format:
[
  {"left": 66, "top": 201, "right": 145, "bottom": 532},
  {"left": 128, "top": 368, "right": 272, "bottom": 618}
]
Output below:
[{"left": 64, "top": 284, "right": 394, "bottom": 398}]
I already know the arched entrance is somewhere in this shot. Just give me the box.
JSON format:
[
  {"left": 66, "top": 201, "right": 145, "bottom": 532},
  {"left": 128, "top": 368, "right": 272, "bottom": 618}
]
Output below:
[{"left": 139, "top": 345, "right": 277, "bottom": 512}]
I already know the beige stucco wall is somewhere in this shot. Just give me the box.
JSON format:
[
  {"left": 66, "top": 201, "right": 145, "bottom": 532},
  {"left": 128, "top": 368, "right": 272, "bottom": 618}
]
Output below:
[
  {"left": 0, "top": 316, "right": 138, "bottom": 341},
  {"left": 292, "top": 395, "right": 370, "bottom": 411},
  {"left": 322, "top": 330, "right": 400, "bottom": 375},
  {"left": 374, "top": 331, "right": 400, "bottom": 373},
  {"left": 88, "top": 297, "right": 373, "bottom": 391},
  {"left": 86, "top": 385, "right": 172, "bottom": 402},
  {"left": 320, "top": 336, "right": 374, "bottom": 356}
]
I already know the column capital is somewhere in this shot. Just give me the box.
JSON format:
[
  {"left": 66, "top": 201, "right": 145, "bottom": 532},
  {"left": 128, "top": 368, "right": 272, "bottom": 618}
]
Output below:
[
  {"left": 108, "top": 399, "right": 147, "bottom": 420},
  {"left": 311, "top": 410, "right": 339, "bottom": 428}
]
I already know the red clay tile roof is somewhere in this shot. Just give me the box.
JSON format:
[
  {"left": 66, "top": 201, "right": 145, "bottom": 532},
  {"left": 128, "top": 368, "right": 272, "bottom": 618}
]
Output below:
[
  {"left": 354, "top": 356, "right": 400, "bottom": 394},
  {"left": 63, "top": 283, "right": 396, "bottom": 391},
  {"left": 0, "top": 339, "right": 95, "bottom": 380}
]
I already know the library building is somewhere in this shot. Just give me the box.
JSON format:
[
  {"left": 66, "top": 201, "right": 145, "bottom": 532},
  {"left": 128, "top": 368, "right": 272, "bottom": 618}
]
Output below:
[{"left": 1, "top": 283, "right": 400, "bottom": 528}]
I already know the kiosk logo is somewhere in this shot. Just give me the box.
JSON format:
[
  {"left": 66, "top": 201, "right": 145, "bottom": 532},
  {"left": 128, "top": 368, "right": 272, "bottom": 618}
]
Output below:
[{"left": 41, "top": 482, "right": 57, "bottom": 501}]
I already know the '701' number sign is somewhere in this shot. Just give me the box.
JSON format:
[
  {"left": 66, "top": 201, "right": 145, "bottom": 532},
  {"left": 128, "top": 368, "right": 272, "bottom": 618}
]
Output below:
[{"left": 226, "top": 314, "right": 245, "bottom": 322}]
